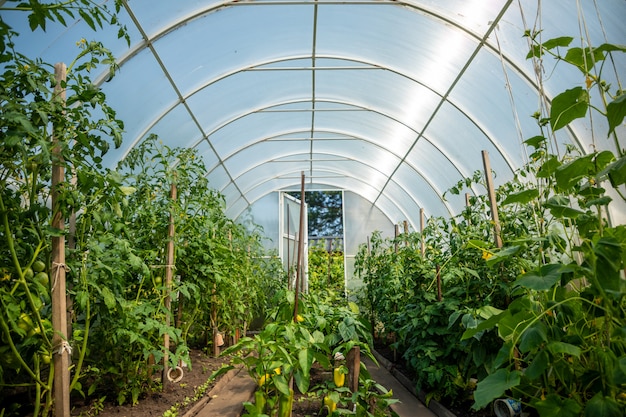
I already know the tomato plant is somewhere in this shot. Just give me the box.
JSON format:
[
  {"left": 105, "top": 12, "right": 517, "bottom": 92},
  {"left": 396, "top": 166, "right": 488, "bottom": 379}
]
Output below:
[{"left": 1, "top": 2, "right": 284, "bottom": 413}]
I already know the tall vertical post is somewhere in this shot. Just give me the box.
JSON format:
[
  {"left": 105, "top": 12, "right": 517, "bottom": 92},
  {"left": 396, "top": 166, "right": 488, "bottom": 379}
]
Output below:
[
  {"left": 286, "top": 205, "right": 290, "bottom": 285},
  {"left": 420, "top": 208, "right": 425, "bottom": 257},
  {"left": 394, "top": 224, "right": 399, "bottom": 253},
  {"left": 403, "top": 220, "right": 409, "bottom": 246},
  {"left": 51, "top": 62, "right": 70, "bottom": 417},
  {"left": 326, "top": 238, "right": 332, "bottom": 288},
  {"left": 294, "top": 172, "right": 305, "bottom": 322},
  {"left": 482, "top": 151, "right": 503, "bottom": 248},
  {"left": 163, "top": 182, "right": 177, "bottom": 385}
]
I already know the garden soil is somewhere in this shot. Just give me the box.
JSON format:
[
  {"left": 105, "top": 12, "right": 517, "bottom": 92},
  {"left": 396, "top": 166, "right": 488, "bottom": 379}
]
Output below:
[{"left": 70, "top": 349, "right": 230, "bottom": 417}]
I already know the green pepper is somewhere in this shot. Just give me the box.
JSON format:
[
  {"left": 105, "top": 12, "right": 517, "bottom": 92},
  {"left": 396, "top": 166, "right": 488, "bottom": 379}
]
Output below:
[
  {"left": 254, "top": 391, "right": 266, "bottom": 413},
  {"left": 278, "top": 388, "right": 294, "bottom": 417}
]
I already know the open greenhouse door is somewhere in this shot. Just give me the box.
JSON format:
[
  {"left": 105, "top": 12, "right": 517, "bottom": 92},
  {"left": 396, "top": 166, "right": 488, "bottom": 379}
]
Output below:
[{"left": 280, "top": 192, "right": 308, "bottom": 291}]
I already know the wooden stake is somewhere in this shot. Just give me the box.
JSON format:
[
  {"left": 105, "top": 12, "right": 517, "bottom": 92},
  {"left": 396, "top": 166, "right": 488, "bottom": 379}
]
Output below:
[
  {"left": 394, "top": 224, "right": 399, "bottom": 253},
  {"left": 162, "top": 182, "right": 177, "bottom": 387},
  {"left": 403, "top": 220, "right": 409, "bottom": 246},
  {"left": 393, "top": 225, "right": 399, "bottom": 362},
  {"left": 51, "top": 62, "right": 70, "bottom": 417},
  {"left": 347, "top": 346, "right": 360, "bottom": 394},
  {"left": 294, "top": 172, "right": 305, "bottom": 321},
  {"left": 327, "top": 238, "right": 332, "bottom": 288},
  {"left": 286, "top": 205, "right": 290, "bottom": 283},
  {"left": 482, "top": 151, "right": 503, "bottom": 248},
  {"left": 436, "top": 264, "right": 442, "bottom": 302},
  {"left": 420, "top": 208, "right": 425, "bottom": 257}
]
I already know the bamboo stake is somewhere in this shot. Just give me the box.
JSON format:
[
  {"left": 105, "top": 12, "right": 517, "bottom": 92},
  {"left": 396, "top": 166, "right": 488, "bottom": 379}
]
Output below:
[
  {"left": 294, "top": 172, "right": 305, "bottom": 321},
  {"left": 162, "top": 182, "right": 177, "bottom": 386},
  {"left": 482, "top": 151, "right": 503, "bottom": 248}
]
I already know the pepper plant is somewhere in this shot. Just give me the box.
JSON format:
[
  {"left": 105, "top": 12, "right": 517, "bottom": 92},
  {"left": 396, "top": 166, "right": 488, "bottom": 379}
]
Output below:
[{"left": 227, "top": 289, "right": 397, "bottom": 417}]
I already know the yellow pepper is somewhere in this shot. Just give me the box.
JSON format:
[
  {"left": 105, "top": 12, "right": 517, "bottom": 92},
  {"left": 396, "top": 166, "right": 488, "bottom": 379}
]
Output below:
[
  {"left": 258, "top": 373, "right": 270, "bottom": 386},
  {"left": 324, "top": 395, "right": 336, "bottom": 412},
  {"left": 333, "top": 367, "right": 345, "bottom": 387}
]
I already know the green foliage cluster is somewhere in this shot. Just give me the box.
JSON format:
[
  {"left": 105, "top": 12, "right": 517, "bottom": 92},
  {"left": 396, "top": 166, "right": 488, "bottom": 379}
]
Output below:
[
  {"left": 355, "top": 33, "right": 626, "bottom": 416},
  {"left": 0, "top": 2, "right": 283, "bottom": 415},
  {"left": 225, "top": 290, "right": 398, "bottom": 417},
  {"left": 308, "top": 239, "right": 345, "bottom": 294}
]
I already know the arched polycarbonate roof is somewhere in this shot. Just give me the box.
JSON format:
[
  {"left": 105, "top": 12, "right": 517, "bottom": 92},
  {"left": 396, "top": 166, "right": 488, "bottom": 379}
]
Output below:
[{"left": 6, "top": 0, "right": 626, "bottom": 227}]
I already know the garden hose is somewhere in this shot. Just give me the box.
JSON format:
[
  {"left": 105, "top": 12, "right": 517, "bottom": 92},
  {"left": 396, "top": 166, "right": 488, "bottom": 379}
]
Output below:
[{"left": 167, "top": 365, "right": 184, "bottom": 383}]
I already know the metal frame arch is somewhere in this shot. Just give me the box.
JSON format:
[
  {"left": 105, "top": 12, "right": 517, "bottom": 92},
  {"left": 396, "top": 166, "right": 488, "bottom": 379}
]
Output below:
[
  {"left": 226, "top": 166, "right": 420, "bottom": 226},
  {"left": 215, "top": 144, "right": 455, "bottom": 219}
]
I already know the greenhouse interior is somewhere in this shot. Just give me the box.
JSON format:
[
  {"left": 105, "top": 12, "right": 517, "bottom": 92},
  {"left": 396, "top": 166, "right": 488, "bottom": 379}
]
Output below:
[{"left": 1, "top": 1, "right": 625, "bottom": 417}]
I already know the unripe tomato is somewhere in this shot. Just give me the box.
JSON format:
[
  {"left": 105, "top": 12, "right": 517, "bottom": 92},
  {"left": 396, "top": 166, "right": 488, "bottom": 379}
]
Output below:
[
  {"left": 35, "top": 272, "right": 49, "bottom": 286},
  {"left": 33, "top": 260, "right": 46, "bottom": 273},
  {"left": 24, "top": 267, "right": 34, "bottom": 280},
  {"left": 41, "top": 351, "right": 52, "bottom": 365}
]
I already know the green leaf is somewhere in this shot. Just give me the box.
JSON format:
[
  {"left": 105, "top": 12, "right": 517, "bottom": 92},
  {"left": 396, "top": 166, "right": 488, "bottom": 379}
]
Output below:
[
  {"left": 594, "top": 151, "right": 616, "bottom": 173},
  {"left": 79, "top": 9, "right": 97, "bottom": 31},
  {"left": 472, "top": 368, "right": 522, "bottom": 410},
  {"left": 555, "top": 154, "right": 593, "bottom": 190},
  {"left": 502, "top": 189, "right": 539, "bottom": 205},
  {"left": 526, "top": 37, "right": 573, "bottom": 59},
  {"left": 537, "top": 156, "right": 561, "bottom": 178},
  {"left": 534, "top": 394, "right": 581, "bottom": 417},
  {"left": 298, "top": 348, "right": 314, "bottom": 379},
  {"left": 563, "top": 47, "right": 606, "bottom": 73},
  {"left": 516, "top": 264, "right": 564, "bottom": 290},
  {"left": 547, "top": 341, "right": 581, "bottom": 357},
  {"left": 486, "top": 245, "right": 523, "bottom": 267},
  {"left": 100, "top": 286, "right": 117, "bottom": 311},
  {"left": 550, "top": 87, "right": 589, "bottom": 131},
  {"left": 545, "top": 197, "right": 585, "bottom": 219},
  {"left": 273, "top": 374, "right": 291, "bottom": 397},
  {"left": 498, "top": 309, "right": 534, "bottom": 341},
  {"left": 519, "top": 321, "right": 548, "bottom": 353},
  {"left": 544, "top": 37, "right": 574, "bottom": 50},
  {"left": 595, "top": 43, "right": 626, "bottom": 54},
  {"left": 461, "top": 310, "right": 505, "bottom": 341},
  {"left": 598, "top": 155, "right": 626, "bottom": 187},
  {"left": 584, "top": 392, "right": 623, "bottom": 417},
  {"left": 594, "top": 237, "right": 623, "bottom": 273},
  {"left": 525, "top": 349, "right": 549, "bottom": 380},
  {"left": 524, "top": 135, "right": 547, "bottom": 149}
]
